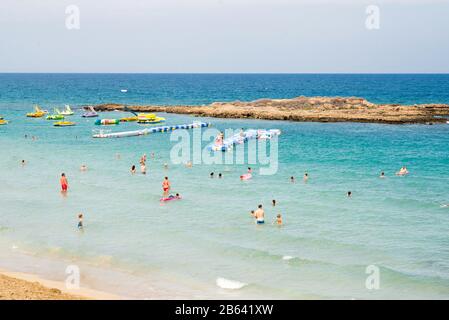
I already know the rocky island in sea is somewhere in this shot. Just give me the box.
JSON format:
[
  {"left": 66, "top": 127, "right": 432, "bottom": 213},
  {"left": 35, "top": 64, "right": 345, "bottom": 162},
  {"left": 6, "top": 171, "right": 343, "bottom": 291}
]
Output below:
[{"left": 91, "top": 96, "right": 449, "bottom": 124}]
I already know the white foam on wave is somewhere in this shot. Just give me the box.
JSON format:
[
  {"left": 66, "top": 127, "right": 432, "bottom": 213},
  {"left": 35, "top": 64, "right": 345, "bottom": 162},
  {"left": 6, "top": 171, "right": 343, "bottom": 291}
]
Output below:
[
  {"left": 282, "top": 255, "right": 294, "bottom": 261},
  {"left": 216, "top": 277, "right": 247, "bottom": 290}
]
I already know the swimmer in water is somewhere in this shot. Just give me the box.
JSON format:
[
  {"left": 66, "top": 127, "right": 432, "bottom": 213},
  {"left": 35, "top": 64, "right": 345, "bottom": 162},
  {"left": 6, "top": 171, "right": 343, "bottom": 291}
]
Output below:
[
  {"left": 290, "top": 176, "right": 295, "bottom": 183},
  {"left": 60, "top": 173, "right": 68, "bottom": 193},
  {"left": 131, "top": 165, "right": 136, "bottom": 174},
  {"left": 162, "top": 177, "right": 171, "bottom": 198},
  {"left": 141, "top": 163, "right": 146, "bottom": 175},
  {"left": 303, "top": 173, "right": 309, "bottom": 182},
  {"left": 164, "top": 163, "right": 168, "bottom": 170},
  {"left": 254, "top": 205, "right": 265, "bottom": 224},
  {"left": 250, "top": 210, "right": 255, "bottom": 217},
  {"left": 380, "top": 171, "right": 385, "bottom": 178},
  {"left": 185, "top": 161, "right": 192, "bottom": 168},
  {"left": 218, "top": 173, "right": 222, "bottom": 179},
  {"left": 396, "top": 166, "right": 409, "bottom": 176},
  {"left": 210, "top": 172, "right": 214, "bottom": 178},
  {"left": 239, "top": 128, "right": 245, "bottom": 137},
  {"left": 272, "top": 199, "right": 276, "bottom": 207},
  {"left": 247, "top": 167, "right": 252, "bottom": 174},
  {"left": 151, "top": 152, "right": 155, "bottom": 159},
  {"left": 347, "top": 191, "right": 352, "bottom": 197},
  {"left": 21, "top": 160, "right": 26, "bottom": 166},
  {"left": 168, "top": 193, "right": 181, "bottom": 199},
  {"left": 77, "top": 213, "right": 84, "bottom": 230},
  {"left": 274, "top": 214, "right": 282, "bottom": 226},
  {"left": 80, "top": 164, "right": 87, "bottom": 172},
  {"left": 215, "top": 132, "right": 224, "bottom": 146}
]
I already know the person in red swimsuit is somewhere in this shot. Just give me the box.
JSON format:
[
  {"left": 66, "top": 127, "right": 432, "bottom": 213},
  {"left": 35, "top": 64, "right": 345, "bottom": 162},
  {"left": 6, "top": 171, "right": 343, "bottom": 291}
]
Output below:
[
  {"left": 60, "top": 173, "right": 68, "bottom": 192},
  {"left": 162, "top": 176, "right": 170, "bottom": 198}
]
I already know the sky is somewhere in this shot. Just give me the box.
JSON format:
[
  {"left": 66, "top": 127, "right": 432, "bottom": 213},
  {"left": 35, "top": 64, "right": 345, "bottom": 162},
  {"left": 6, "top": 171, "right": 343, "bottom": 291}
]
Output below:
[{"left": 0, "top": 0, "right": 448, "bottom": 73}]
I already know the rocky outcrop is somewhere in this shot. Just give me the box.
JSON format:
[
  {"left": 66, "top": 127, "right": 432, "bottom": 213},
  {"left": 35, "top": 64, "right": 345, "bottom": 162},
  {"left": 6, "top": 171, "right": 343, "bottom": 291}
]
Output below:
[{"left": 90, "top": 96, "right": 449, "bottom": 124}]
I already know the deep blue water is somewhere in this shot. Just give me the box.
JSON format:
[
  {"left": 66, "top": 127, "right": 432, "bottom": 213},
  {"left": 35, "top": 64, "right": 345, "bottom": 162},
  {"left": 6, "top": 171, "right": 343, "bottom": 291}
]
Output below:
[{"left": 1, "top": 73, "right": 449, "bottom": 107}]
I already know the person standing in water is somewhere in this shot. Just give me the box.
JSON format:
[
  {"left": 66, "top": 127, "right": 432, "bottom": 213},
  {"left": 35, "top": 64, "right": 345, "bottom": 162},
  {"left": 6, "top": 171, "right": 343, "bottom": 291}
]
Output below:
[
  {"left": 162, "top": 177, "right": 171, "bottom": 198},
  {"left": 290, "top": 176, "right": 295, "bottom": 183},
  {"left": 254, "top": 204, "right": 265, "bottom": 224},
  {"left": 239, "top": 128, "right": 245, "bottom": 138},
  {"left": 272, "top": 199, "right": 276, "bottom": 207},
  {"left": 77, "top": 213, "right": 84, "bottom": 230},
  {"left": 131, "top": 165, "right": 136, "bottom": 174},
  {"left": 274, "top": 214, "right": 283, "bottom": 226},
  {"left": 303, "top": 173, "right": 309, "bottom": 182},
  {"left": 215, "top": 132, "right": 224, "bottom": 146},
  {"left": 380, "top": 171, "right": 385, "bottom": 178},
  {"left": 60, "top": 173, "right": 68, "bottom": 193}
]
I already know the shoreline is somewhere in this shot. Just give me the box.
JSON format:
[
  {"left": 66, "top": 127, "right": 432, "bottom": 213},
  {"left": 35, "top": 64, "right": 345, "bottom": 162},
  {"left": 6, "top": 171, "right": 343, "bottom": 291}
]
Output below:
[
  {"left": 90, "top": 96, "right": 449, "bottom": 124},
  {"left": 0, "top": 268, "right": 120, "bottom": 300}
]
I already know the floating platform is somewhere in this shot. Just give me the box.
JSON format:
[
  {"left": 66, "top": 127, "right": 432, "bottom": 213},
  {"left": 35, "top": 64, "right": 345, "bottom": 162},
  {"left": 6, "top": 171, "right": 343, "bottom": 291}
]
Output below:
[
  {"left": 92, "top": 122, "right": 211, "bottom": 138},
  {"left": 209, "top": 129, "right": 281, "bottom": 152}
]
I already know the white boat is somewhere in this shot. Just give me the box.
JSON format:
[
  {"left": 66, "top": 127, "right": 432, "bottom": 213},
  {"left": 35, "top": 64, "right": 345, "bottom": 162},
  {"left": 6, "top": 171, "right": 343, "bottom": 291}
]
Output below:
[
  {"left": 120, "top": 89, "right": 128, "bottom": 93},
  {"left": 60, "top": 105, "right": 74, "bottom": 116}
]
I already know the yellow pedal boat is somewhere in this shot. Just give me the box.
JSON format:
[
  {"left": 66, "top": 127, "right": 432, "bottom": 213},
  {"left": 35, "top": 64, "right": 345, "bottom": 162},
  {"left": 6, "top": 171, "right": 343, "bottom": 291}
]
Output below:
[
  {"left": 0, "top": 119, "right": 8, "bottom": 125},
  {"left": 120, "top": 116, "right": 138, "bottom": 122},
  {"left": 137, "top": 113, "right": 166, "bottom": 124},
  {"left": 54, "top": 121, "right": 76, "bottom": 127},
  {"left": 26, "top": 105, "right": 47, "bottom": 118}
]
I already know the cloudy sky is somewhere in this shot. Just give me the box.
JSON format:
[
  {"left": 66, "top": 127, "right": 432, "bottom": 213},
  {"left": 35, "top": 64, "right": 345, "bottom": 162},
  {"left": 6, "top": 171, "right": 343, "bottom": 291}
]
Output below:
[{"left": 0, "top": 0, "right": 448, "bottom": 73}]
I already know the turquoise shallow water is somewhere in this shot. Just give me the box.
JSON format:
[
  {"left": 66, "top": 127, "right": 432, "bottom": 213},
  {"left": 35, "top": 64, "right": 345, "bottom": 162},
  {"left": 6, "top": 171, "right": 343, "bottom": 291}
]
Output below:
[{"left": 1, "top": 74, "right": 449, "bottom": 299}]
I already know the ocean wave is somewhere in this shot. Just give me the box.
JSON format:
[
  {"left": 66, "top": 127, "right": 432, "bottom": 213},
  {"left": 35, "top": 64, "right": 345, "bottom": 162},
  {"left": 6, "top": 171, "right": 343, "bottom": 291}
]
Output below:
[{"left": 216, "top": 277, "right": 247, "bottom": 290}]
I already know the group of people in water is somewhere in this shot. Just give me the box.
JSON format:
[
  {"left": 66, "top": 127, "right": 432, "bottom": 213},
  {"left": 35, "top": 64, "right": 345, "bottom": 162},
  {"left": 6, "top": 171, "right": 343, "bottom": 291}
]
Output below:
[
  {"left": 129, "top": 154, "right": 179, "bottom": 200},
  {"left": 290, "top": 172, "right": 309, "bottom": 184},
  {"left": 250, "top": 204, "right": 283, "bottom": 226},
  {"left": 48, "top": 150, "right": 415, "bottom": 231}
]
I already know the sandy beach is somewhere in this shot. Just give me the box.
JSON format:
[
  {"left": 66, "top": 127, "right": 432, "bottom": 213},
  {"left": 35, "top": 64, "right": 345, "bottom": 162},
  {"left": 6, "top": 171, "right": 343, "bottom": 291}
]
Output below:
[{"left": 0, "top": 269, "right": 119, "bottom": 300}]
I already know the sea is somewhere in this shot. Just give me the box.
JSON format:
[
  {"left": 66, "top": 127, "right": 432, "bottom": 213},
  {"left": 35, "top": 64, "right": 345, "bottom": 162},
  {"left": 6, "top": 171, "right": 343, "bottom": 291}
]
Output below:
[{"left": 0, "top": 73, "right": 448, "bottom": 299}]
